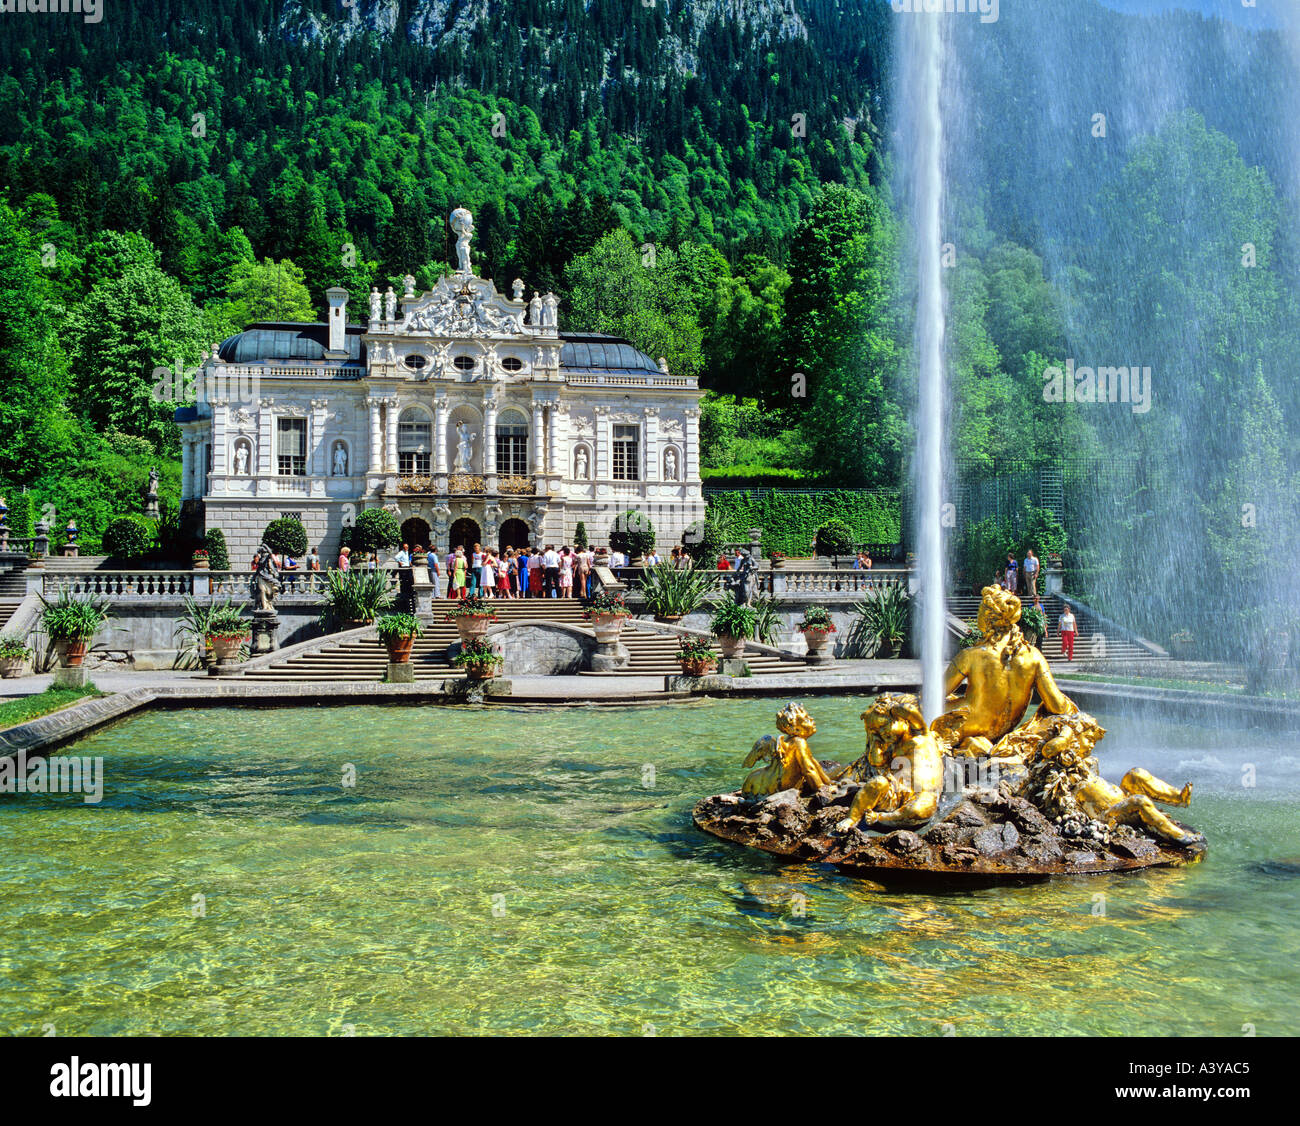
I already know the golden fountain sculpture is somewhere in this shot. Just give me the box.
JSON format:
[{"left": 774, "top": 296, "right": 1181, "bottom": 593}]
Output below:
[{"left": 693, "top": 586, "right": 1205, "bottom": 877}]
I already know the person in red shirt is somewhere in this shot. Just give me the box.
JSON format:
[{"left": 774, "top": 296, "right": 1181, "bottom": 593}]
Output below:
[{"left": 717, "top": 555, "right": 731, "bottom": 571}]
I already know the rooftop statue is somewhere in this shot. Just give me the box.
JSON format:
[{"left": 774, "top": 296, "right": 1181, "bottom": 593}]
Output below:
[{"left": 450, "top": 207, "right": 474, "bottom": 274}]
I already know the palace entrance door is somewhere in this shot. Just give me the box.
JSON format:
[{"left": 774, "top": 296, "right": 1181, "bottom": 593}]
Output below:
[
  {"left": 498, "top": 518, "right": 530, "bottom": 553},
  {"left": 449, "top": 518, "right": 482, "bottom": 554}
]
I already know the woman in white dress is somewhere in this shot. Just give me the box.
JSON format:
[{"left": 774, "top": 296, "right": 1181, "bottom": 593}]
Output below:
[{"left": 481, "top": 551, "right": 497, "bottom": 598}]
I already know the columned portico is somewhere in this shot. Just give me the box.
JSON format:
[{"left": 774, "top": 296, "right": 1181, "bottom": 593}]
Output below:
[{"left": 367, "top": 397, "right": 383, "bottom": 474}]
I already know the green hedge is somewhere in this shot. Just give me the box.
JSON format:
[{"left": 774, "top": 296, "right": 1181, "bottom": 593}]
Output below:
[
  {"left": 205, "top": 528, "right": 230, "bottom": 571},
  {"left": 5, "top": 493, "right": 35, "bottom": 537},
  {"left": 103, "top": 515, "right": 155, "bottom": 560},
  {"left": 705, "top": 490, "right": 901, "bottom": 557}
]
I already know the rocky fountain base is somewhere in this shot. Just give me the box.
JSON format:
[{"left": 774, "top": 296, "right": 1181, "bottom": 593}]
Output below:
[{"left": 694, "top": 778, "right": 1206, "bottom": 883}]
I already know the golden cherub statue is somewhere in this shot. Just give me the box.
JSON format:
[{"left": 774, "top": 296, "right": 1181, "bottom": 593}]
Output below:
[
  {"left": 834, "top": 693, "right": 946, "bottom": 832},
  {"left": 931, "top": 585, "right": 1078, "bottom": 757},
  {"left": 1020, "top": 712, "right": 1198, "bottom": 845},
  {"left": 741, "top": 702, "right": 833, "bottom": 797}
]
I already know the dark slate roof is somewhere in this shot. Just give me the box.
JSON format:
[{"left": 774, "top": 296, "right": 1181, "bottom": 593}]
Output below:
[
  {"left": 217, "top": 322, "right": 367, "bottom": 365},
  {"left": 559, "top": 334, "right": 661, "bottom": 374}
]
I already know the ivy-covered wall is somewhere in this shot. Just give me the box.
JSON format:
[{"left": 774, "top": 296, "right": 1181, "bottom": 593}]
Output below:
[{"left": 705, "top": 490, "right": 902, "bottom": 556}]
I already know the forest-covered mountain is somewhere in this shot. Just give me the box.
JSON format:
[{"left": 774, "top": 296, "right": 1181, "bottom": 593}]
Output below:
[{"left": 2, "top": 0, "right": 1298, "bottom": 655}]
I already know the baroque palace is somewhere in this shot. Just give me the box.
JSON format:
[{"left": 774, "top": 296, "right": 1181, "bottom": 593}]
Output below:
[{"left": 176, "top": 208, "right": 705, "bottom": 561}]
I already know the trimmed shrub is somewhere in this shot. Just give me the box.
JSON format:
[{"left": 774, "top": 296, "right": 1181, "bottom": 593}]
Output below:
[
  {"left": 609, "top": 509, "right": 656, "bottom": 559},
  {"left": 103, "top": 515, "right": 154, "bottom": 560},
  {"left": 681, "top": 517, "right": 726, "bottom": 565},
  {"left": 261, "top": 516, "right": 308, "bottom": 557},
  {"left": 350, "top": 508, "right": 401, "bottom": 555},
  {"left": 574, "top": 520, "right": 589, "bottom": 549},
  {"left": 6, "top": 492, "right": 35, "bottom": 537},
  {"left": 205, "top": 528, "right": 230, "bottom": 571},
  {"left": 815, "top": 519, "right": 855, "bottom": 556}
]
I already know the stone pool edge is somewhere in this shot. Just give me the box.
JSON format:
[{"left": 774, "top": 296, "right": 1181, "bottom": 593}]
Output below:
[{"left": 2, "top": 673, "right": 1297, "bottom": 760}]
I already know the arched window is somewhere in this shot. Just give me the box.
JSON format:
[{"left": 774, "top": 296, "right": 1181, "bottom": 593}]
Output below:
[
  {"left": 398, "top": 408, "right": 432, "bottom": 474},
  {"left": 496, "top": 409, "right": 529, "bottom": 477}
]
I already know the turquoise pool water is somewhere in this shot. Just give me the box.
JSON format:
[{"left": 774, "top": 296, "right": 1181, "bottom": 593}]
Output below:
[{"left": 1, "top": 698, "right": 1297, "bottom": 1036}]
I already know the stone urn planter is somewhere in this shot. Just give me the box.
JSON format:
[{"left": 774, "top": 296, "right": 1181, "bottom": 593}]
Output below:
[
  {"left": 801, "top": 627, "right": 833, "bottom": 657},
  {"left": 386, "top": 636, "right": 415, "bottom": 663},
  {"left": 192, "top": 555, "right": 210, "bottom": 570},
  {"left": 465, "top": 664, "right": 497, "bottom": 681},
  {"left": 0, "top": 656, "right": 25, "bottom": 678},
  {"left": 455, "top": 615, "right": 493, "bottom": 644},
  {"left": 716, "top": 633, "right": 746, "bottom": 659},
  {"left": 59, "top": 639, "right": 90, "bottom": 668},
  {"left": 589, "top": 611, "right": 627, "bottom": 644},
  {"left": 881, "top": 635, "right": 904, "bottom": 660},
  {"left": 679, "top": 657, "right": 717, "bottom": 677},
  {"left": 208, "top": 635, "right": 246, "bottom": 663}
]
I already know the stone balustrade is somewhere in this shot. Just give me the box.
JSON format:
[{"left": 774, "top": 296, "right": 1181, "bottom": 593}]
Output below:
[{"left": 46, "top": 571, "right": 198, "bottom": 599}]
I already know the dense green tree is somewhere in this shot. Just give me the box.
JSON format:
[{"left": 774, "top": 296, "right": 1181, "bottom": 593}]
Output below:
[{"left": 223, "top": 258, "right": 315, "bottom": 325}]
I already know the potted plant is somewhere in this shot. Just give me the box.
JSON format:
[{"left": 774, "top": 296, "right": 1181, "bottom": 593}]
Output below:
[
  {"left": 583, "top": 591, "right": 632, "bottom": 642},
  {"left": 768, "top": 551, "right": 788, "bottom": 570},
  {"left": 410, "top": 547, "right": 428, "bottom": 567},
  {"left": 676, "top": 636, "right": 717, "bottom": 677},
  {"left": 1020, "top": 606, "right": 1047, "bottom": 649},
  {"left": 797, "top": 604, "right": 837, "bottom": 657},
  {"left": 175, "top": 596, "right": 245, "bottom": 668},
  {"left": 191, "top": 548, "right": 210, "bottom": 570},
  {"left": 0, "top": 636, "right": 30, "bottom": 678},
  {"left": 319, "top": 569, "right": 395, "bottom": 632},
  {"left": 447, "top": 593, "right": 497, "bottom": 643},
  {"left": 453, "top": 638, "right": 503, "bottom": 680},
  {"left": 851, "top": 582, "right": 911, "bottom": 659},
  {"left": 376, "top": 612, "right": 424, "bottom": 663},
  {"left": 205, "top": 604, "right": 250, "bottom": 663},
  {"left": 39, "top": 590, "right": 111, "bottom": 667},
  {"left": 1169, "top": 630, "right": 1196, "bottom": 661},
  {"left": 638, "top": 562, "right": 717, "bottom": 623},
  {"left": 709, "top": 600, "right": 757, "bottom": 659}
]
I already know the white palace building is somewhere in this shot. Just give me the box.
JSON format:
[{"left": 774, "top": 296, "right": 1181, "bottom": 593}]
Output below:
[{"left": 177, "top": 208, "right": 705, "bottom": 561}]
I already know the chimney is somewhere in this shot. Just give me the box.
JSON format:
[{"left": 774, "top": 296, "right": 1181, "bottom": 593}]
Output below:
[{"left": 325, "top": 287, "right": 349, "bottom": 357}]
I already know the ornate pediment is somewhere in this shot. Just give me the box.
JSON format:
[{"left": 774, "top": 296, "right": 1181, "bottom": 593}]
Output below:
[{"left": 400, "top": 275, "right": 527, "bottom": 339}]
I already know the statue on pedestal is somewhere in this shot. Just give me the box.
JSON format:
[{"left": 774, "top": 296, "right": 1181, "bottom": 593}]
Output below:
[
  {"left": 453, "top": 421, "right": 476, "bottom": 473},
  {"left": 145, "top": 467, "right": 160, "bottom": 519},
  {"left": 249, "top": 543, "right": 282, "bottom": 612},
  {"left": 450, "top": 207, "right": 474, "bottom": 274}
]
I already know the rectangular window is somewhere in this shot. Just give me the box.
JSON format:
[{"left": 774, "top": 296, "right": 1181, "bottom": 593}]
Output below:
[
  {"left": 398, "top": 418, "right": 431, "bottom": 475},
  {"left": 277, "top": 418, "right": 307, "bottom": 476},
  {"left": 496, "top": 426, "right": 529, "bottom": 477},
  {"left": 612, "top": 424, "right": 640, "bottom": 481}
]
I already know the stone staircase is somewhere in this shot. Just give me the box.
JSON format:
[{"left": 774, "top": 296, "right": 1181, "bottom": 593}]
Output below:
[
  {"left": 946, "top": 592, "right": 1166, "bottom": 665},
  {"left": 0, "top": 554, "right": 30, "bottom": 632},
  {"left": 244, "top": 596, "right": 808, "bottom": 682}
]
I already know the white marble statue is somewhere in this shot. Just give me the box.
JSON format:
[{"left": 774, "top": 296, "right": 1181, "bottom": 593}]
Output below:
[
  {"left": 450, "top": 208, "right": 474, "bottom": 274},
  {"left": 384, "top": 287, "right": 397, "bottom": 322},
  {"left": 529, "top": 292, "right": 542, "bottom": 326},
  {"left": 233, "top": 443, "right": 249, "bottom": 475},
  {"left": 453, "top": 421, "right": 476, "bottom": 472},
  {"left": 369, "top": 288, "right": 382, "bottom": 323},
  {"left": 403, "top": 275, "right": 416, "bottom": 299},
  {"left": 512, "top": 278, "right": 525, "bottom": 301},
  {"left": 664, "top": 447, "right": 678, "bottom": 481},
  {"left": 541, "top": 292, "right": 558, "bottom": 328},
  {"left": 332, "top": 443, "right": 348, "bottom": 477},
  {"left": 575, "top": 447, "right": 589, "bottom": 480}
]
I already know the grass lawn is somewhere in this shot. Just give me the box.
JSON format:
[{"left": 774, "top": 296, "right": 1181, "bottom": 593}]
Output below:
[
  {"left": 0, "top": 685, "right": 106, "bottom": 732},
  {"left": 1056, "top": 672, "right": 1300, "bottom": 700}
]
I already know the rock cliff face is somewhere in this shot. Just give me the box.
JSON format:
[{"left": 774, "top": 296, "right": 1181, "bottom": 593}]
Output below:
[{"left": 279, "top": 0, "right": 808, "bottom": 62}]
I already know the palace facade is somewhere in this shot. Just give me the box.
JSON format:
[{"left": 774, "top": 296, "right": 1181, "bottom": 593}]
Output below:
[{"left": 177, "top": 211, "right": 705, "bottom": 561}]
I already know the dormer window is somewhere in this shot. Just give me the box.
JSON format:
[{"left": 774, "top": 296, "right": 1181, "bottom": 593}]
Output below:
[{"left": 453, "top": 355, "right": 476, "bottom": 372}]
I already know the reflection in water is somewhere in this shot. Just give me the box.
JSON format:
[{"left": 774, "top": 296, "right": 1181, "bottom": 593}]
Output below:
[{"left": 0, "top": 698, "right": 1296, "bottom": 1036}]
